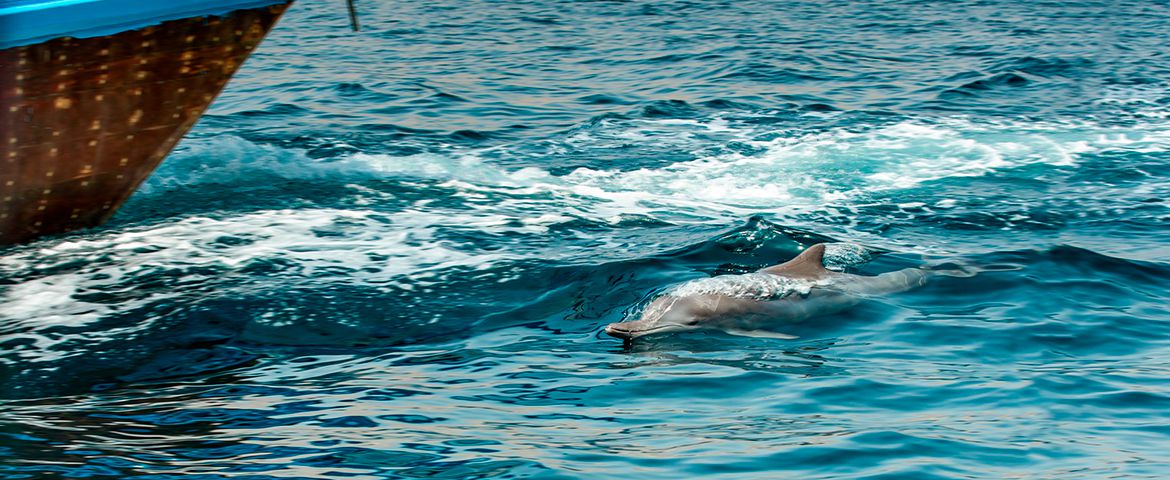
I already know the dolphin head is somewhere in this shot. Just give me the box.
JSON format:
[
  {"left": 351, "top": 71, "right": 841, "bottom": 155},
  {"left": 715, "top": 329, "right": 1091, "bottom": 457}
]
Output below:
[{"left": 604, "top": 295, "right": 706, "bottom": 340}]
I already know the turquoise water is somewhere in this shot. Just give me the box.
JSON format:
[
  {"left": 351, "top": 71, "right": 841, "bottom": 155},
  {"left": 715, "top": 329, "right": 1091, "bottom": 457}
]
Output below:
[{"left": 4, "top": 0, "right": 1170, "bottom": 478}]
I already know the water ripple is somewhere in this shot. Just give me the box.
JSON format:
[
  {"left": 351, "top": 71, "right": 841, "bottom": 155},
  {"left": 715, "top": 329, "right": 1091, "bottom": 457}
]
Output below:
[{"left": 3, "top": 0, "right": 1170, "bottom": 478}]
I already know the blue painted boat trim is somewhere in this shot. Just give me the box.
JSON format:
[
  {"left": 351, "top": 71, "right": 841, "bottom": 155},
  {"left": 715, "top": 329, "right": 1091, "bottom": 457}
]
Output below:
[{"left": 0, "top": 0, "right": 287, "bottom": 49}]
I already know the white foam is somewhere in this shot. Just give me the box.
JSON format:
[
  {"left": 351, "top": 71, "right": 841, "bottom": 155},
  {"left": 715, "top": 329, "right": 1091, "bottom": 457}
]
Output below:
[
  {"left": 6, "top": 113, "right": 1170, "bottom": 347},
  {"left": 0, "top": 208, "right": 522, "bottom": 331},
  {"left": 326, "top": 115, "right": 1170, "bottom": 259},
  {"left": 153, "top": 115, "right": 1170, "bottom": 231}
]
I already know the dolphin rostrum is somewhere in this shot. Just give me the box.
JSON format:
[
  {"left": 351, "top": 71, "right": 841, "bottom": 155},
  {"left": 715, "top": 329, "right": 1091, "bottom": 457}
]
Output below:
[{"left": 605, "top": 243, "right": 961, "bottom": 341}]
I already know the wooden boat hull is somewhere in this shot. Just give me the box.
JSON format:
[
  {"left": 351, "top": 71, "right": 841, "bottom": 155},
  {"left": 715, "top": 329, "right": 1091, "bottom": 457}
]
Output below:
[{"left": 0, "top": 1, "right": 292, "bottom": 244}]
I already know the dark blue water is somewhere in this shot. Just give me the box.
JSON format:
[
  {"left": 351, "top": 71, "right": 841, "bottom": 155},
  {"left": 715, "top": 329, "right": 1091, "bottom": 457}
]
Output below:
[{"left": 4, "top": 0, "right": 1170, "bottom": 478}]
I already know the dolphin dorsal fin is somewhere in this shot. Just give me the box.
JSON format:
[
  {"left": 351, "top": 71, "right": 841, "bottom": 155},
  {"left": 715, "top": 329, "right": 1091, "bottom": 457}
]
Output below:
[{"left": 761, "top": 243, "right": 830, "bottom": 279}]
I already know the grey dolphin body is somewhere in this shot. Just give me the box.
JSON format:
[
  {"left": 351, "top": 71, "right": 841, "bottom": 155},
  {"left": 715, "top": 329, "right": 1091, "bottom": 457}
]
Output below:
[{"left": 604, "top": 244, "right": 941, "bottom": 340}]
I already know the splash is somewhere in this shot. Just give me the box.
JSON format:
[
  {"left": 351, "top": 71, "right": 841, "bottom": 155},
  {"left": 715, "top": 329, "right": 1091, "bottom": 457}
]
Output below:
[
  {"left": 822, "top": 243, "right": 876, "bottom": 271},
  {"left": 668, "top": 272, "right": 815, "bottom": 302}
]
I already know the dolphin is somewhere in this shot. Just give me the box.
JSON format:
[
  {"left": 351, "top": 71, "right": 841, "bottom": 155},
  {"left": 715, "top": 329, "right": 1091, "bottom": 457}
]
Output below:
[{"left": 605, "top": 243, "right": 960, "bottom": 341}]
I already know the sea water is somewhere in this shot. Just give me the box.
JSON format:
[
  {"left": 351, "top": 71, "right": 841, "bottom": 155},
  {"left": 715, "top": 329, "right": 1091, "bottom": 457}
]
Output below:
[{"left": 3, "top": 0, "right": 1170, "bottom": 478}]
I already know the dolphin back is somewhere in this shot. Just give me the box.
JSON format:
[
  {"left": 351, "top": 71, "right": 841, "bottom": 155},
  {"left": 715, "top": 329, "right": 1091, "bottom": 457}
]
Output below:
[{"left": 830, "top": 268, "right": 931, "bottom": 296}]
